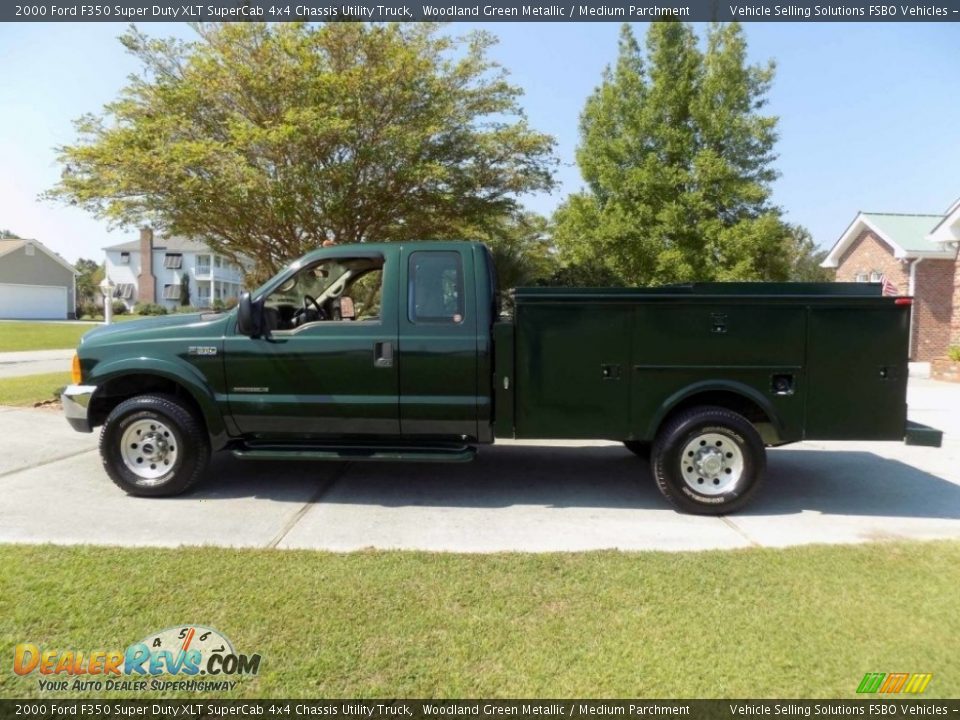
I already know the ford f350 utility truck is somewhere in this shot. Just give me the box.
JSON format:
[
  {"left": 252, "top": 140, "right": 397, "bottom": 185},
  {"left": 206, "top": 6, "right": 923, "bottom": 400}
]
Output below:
[{"left": 62, "top": 241, "right": 941, "bottom": 514}]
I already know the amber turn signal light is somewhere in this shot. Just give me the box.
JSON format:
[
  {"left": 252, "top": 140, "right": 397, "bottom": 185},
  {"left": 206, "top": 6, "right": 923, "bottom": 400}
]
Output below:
[{"left": 71, "top": 353, "right": 82, "bottom": 385}]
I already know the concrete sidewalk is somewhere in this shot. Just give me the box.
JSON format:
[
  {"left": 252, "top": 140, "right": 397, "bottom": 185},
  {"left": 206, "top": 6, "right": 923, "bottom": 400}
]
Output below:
[
  {"left": 0, "top": 349, "right": 74, "bottom": 378},
  {"left": 0, "top": 378, "right": 957, "bottom": 553}
]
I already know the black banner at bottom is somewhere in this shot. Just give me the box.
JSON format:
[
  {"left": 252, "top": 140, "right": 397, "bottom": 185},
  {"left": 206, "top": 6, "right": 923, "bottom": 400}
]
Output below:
[{"left": 1, "top": 700, "right": 958, "bottom": 720}]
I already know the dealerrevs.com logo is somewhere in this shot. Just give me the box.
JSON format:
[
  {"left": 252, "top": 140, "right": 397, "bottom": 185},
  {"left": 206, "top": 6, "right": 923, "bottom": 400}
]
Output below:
[{"left": 13, "top": 625, "right": 261, "bottom": 693}]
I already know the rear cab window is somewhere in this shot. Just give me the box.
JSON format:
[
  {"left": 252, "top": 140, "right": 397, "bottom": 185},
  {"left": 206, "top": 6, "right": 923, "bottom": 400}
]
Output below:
[{"left": 408, "top": 251, "right": 464, "bottom": 324}]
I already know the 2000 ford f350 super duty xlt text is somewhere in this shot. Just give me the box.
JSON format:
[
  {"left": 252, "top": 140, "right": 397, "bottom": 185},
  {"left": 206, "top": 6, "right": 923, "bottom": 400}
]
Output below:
[{"left": 62, "top": 241, "right": 942, "bottom": 514}]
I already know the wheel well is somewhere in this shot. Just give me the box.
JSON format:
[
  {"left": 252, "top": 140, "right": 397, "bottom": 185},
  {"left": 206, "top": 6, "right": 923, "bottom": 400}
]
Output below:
[
  {"left": 89, "top": 374, "right": 205, "bottom": 430},
  {"left": 658, "top": 391, "right": 773, "bottom": 438}
]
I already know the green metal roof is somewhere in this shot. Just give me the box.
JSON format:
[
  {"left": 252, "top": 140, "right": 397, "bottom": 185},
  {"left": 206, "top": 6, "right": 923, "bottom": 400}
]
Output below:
[{"left": 862, "top": 212, "right": 943, "bottom": 252}]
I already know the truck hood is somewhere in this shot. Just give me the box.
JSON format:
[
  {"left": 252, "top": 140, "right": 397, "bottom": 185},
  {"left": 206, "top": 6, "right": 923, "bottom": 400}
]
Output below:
[{"left": 79, "top": 312, "right": 229, "bottom": 347}]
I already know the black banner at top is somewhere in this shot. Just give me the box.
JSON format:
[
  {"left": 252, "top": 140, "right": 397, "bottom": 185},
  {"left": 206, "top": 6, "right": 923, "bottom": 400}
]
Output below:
[
  {"left": 4, "top": 0, "right": 960, "bottom": 22},
  {"left": 1, "top": 699, "right": 960, "bottom": 720}
]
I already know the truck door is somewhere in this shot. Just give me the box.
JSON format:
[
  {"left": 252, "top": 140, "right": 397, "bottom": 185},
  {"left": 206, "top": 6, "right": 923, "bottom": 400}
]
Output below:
[
  {"left": 397, "top": 248, "right": 479, "bottom": 439},
  {"left": 224, "top": 250, "right": 400, "bottom": 439}
]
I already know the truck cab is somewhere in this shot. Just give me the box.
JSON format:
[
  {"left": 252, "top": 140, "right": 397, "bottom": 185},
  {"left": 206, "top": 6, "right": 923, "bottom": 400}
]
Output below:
[{"left": 226, "top": 242, "right": 496, "bottom": 444}]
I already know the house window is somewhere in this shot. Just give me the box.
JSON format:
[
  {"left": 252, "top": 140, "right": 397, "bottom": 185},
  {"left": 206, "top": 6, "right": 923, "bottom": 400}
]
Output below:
[
  {"left": 119, "top": 252, "right": 130, "bottom": 265},
  {"left": 870, "top": 271, "right": 883, "bottom": 282},
  {"left": 25, "top": 244, "right": 35, "bottom": 256},
  {"left": 162, "top": 284, "right": 180, "bottom": 300},
  {"left": 114, "top": 283, "right": 135, "bottom": 299},
  {"left": 855, "top": 272, "right": 869, "bottom": 282},
  {"left": 214, "top": 256, "right": 223, "bottom": 269},
  {"left": 164, "top": 253, "right": 183, "bottom": 269},
  {"left": 196, "top": 254, "right": 211, "bottom": 273}
]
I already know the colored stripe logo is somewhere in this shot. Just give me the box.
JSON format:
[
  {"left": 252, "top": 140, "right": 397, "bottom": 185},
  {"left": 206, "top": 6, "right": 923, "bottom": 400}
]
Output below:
[{"left": 857, "top": 673, "right": 932, "bottom": 694}]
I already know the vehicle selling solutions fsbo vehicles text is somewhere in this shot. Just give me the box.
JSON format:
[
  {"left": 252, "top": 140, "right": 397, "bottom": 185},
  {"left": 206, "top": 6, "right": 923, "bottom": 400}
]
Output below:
[{"left": 728, "top": 3, "right": 950, "bottom": 15}]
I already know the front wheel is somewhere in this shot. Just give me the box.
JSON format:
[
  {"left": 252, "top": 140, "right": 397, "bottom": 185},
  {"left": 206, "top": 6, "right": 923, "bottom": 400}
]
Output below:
[
  {"left": 651, "top": 406, "right": 766, "bottom": 515},
  {"left": 99, "top": 394, "right": 210, "bottom": 497}
]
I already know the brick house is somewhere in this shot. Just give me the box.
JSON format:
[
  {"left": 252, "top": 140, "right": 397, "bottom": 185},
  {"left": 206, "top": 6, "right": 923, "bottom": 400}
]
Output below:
[{"left": 822, "top": 199, "right": 960, "bottom": 362}]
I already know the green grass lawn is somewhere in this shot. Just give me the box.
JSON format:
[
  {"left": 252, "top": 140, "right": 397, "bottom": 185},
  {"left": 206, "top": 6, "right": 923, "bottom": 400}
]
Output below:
[
  {"left": 1, "top": 541, "right": 957, "bottom": 699},
  {"left": 0, "top": 371, "right": 71, "bottom": 406},
  {"left": 0, "top": 321, "right": 93, "bottom": 352},
  {"left": 0, "top": 316, "right": 153, "bottom": 352}
]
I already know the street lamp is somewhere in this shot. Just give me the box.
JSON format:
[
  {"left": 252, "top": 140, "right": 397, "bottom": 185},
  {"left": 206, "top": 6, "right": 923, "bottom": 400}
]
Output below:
[{"left": 99, "top": 277, "right": 116, "bottom": 325}]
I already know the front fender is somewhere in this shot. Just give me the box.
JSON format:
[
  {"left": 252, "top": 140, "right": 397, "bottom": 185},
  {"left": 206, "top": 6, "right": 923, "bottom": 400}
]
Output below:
[
  {"left": 88, "top": 357, "right": 229, "bottom": 449},
  {"left": 646, "top": 380, "right": 785, "bottom": 444}
]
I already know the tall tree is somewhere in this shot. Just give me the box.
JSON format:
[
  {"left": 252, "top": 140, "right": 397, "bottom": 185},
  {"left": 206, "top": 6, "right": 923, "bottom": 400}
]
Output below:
[
  {"left": 554, "top": 22, "right": 790, "bottom": 285},
  {"left": 47, "top": 22, "right": 556, "bottom": 277},
  {"left": 0, "top": 229, "right": 21, "bottom": 239}
]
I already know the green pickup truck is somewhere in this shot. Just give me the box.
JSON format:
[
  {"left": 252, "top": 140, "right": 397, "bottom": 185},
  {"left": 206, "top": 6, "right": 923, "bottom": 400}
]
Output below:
[{"left": 63, "top": 241, "right": 941, "bottom": 514}]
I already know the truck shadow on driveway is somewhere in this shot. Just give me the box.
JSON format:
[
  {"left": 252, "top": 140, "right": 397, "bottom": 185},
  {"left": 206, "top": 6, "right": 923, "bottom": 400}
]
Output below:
[{"left": 198, "top": 443, "right": 960, "bottom": 520}]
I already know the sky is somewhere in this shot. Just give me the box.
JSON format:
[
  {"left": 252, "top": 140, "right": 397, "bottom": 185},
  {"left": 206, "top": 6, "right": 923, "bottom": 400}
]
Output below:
[{"left": 0, "top": 21, "right": 957, "bottom": 265}]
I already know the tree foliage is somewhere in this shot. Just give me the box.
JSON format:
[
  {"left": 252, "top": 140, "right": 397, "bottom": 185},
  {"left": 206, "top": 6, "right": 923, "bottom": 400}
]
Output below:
[
  {"left": 472, "top": 211, "right": 556, "bottom": 297},
  {"left": 784, "top": 225, "right": 833, "bottom": 282},
  {"left": 47, "top": 22, "right": 556, "bottom": 277},
  {"left": 553, "top": 22, "right": 792, "bottom": 285},
  {"left": 74, "top": 258, "right": 104, "bottom": 313}
]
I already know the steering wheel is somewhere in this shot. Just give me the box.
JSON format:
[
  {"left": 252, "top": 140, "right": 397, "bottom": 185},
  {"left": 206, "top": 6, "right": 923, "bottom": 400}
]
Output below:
[{"left": 294, "top": 294, "right": 325, "bottom": 326}]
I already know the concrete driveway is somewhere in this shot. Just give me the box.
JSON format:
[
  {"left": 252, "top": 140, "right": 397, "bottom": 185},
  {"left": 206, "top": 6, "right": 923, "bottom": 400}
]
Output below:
[{"left": 1, "top": 378, "right": 958, "bottom": 552}]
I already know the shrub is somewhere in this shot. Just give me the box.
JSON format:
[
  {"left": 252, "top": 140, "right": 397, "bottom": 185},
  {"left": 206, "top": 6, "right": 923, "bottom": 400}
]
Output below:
[
  {"left": 212, "top": 298, "right": 225, "bottom": 312},
  {"left": 948, "top": 346, "right": 960, "bottom": 362},
  {"left": 133, "top": 302, "right": 168, "bottom": 316},
  {"left": 111, "top": 300, "right": 128, "bottom": 316},
  {"left": 224, "top": 297, "right": 239, "bottom": 310},
  {"left": 77, "top": 301, "right": 99, "bottom": 319}
]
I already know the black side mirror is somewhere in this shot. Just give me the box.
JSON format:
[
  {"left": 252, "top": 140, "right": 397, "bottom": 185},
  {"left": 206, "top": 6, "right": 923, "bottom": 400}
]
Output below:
[{"left": 237, "top": 292, "right": 262, "bottom": 337}]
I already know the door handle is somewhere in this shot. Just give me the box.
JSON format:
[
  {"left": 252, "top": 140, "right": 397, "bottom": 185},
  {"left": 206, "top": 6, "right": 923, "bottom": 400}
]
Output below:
[{"left": 374, "top": 341, "right": 394, "bottom": 368}]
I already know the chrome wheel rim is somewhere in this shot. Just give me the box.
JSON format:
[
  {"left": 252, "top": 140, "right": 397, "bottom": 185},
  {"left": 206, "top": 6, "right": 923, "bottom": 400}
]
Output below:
[
  {"left": 679, "top": 432, "right": 743, "bottom": 496},
  {"left": 120, "top": 418, "right": 178, "bottom": 484}
]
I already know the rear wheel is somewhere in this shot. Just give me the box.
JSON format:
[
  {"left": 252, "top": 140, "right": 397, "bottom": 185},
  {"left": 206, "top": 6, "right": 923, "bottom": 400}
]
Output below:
[
  {"left": 651, "top": 406, "right": 765, "bottom": 515},
  {"left": 99, "top": 394, "right": 210, "bottom": 497}
]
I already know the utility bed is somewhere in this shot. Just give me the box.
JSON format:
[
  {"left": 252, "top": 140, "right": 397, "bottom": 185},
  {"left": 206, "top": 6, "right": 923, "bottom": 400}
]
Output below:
[{"left": 494, "top": 282, "right": 923, "bottom": 447}]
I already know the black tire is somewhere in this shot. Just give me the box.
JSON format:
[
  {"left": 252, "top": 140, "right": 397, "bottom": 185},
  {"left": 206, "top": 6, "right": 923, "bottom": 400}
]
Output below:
[
  {"left": 623, "top": 440, "right": 651, "bottom": 460},
  {"left": 99, "top": 394, "right": 210, "bottom": 497},
  {"left": 651, "top": 406, "right": 765, "bottom": 515}
]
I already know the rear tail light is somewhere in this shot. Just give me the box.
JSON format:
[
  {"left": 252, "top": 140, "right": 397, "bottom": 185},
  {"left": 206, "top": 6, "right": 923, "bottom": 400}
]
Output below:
[{"left": 895, "top": 298, "right": 912, "bottom": 306}]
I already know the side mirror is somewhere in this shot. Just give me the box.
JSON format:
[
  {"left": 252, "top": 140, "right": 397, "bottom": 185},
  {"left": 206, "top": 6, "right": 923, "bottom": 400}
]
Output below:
[{"left": 236, "top": 292, "right": 261, "bottom": 337}]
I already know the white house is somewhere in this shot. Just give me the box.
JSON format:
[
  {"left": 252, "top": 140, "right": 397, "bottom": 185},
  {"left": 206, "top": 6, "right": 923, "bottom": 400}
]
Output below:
[{"left": 104, "top": 229, "right": 247, "bottom": 310}]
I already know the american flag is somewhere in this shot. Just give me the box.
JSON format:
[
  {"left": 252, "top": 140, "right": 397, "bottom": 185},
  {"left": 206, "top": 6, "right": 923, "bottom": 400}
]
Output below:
[{"left": 879, "top": 274, "right": 899, "bottom": 297}]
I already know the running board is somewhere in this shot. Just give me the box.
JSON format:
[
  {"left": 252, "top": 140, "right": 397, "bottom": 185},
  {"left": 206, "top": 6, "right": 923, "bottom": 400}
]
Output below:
[{"left": 232, "top": 442, "right": 477, "bottom": 463}]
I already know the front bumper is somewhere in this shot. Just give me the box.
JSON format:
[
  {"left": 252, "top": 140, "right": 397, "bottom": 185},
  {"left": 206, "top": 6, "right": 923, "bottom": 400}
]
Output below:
[{"left": 62, "top": 384, "right": 97, "bottom": 433}]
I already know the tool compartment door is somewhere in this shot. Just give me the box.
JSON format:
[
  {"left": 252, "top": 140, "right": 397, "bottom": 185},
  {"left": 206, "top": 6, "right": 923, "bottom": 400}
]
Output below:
[
  {"left": 805, "top": 306, "right": 909, "bottom": 440},
  {"left": 515, "top": 303, "right": 631, "bottom": 439}
]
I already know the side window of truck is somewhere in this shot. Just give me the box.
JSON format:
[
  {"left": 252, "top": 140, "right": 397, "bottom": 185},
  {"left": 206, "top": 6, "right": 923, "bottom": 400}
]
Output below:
[
  {"left": 408, "top": 252, "right": 464, "bottom": 324},
  {"left": 262, "top": 255, "right": 384, "bottom": 332}
]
